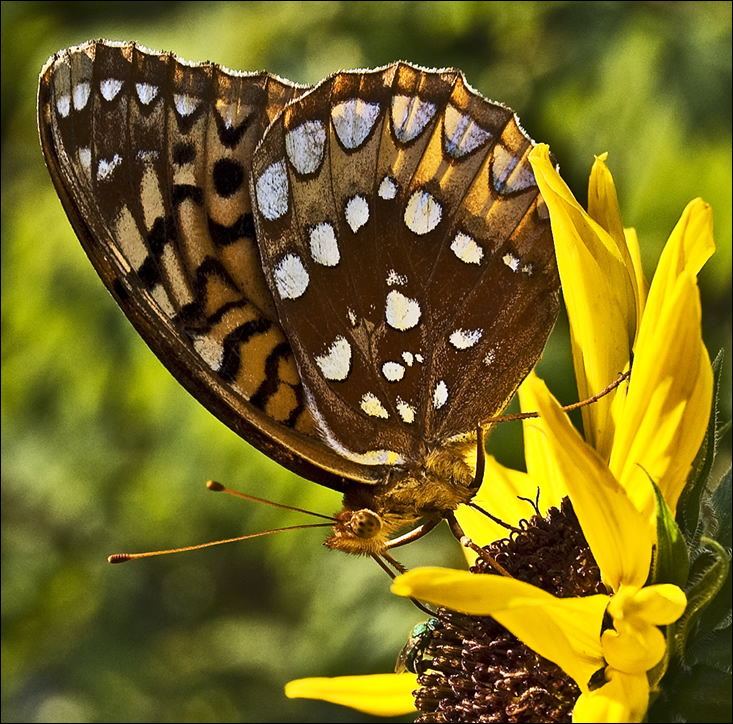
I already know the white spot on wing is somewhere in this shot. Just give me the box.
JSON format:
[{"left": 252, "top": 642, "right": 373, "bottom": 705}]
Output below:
[
  {"left": 137, "top": 150, "right": 159, "bottom": 162},
  {"left": 331, "top": 99, "right": 381, "bottom": 149},
  {"left": 404, "top": 190, "right": 442, "bottom": 235},
  {"left": 387, "top": 269, "right": 407, "bottom": 286},
  {"left": 315, "top": 336, "right": 352, "bottom": 381},
  {"left": 503, "top": 253, "right": 520, "bottom": 272},
  {"left": 492, "top": 145, "right": 536, "bottom": 194},
  {"left": 396, "top": 398, "right": 416, "bottom": 424},
  {"left": 100, "top": 78, "right": 123, "bottom": 101},
  {"left": 256, "top": 160, "right": 289, "bottom": 220},
  {"left": 285, "top": 120, "right": 326, "bottom": 174},
  {"left": 78, "top": 147, "right": 91, "bottom": 171},
  {"left": 274, "top": 253, "right": 309, "bottom": 299},
  {"left": 56, "top": 94, "right": 71, "bottom": 118},
  {"left": 402, "top": 351, "right": 414, "bottom": 366},
  {"left": 450, "top": 329, "right": 483, "bottom": 350},
  {"left": 443, "top": 105, "right": 491, "bottom": 158},
  {"left": 433, "top": 380, "right": 449, "bottom": 409},
  {"left": 378, "top": 175, "right": 398, "bottom": 200},
  {"left": 360, "top": 392, "right": 389, "bottom": 419},
  {"left": 309, "top": 222, "right": 340, "bottom": 266},
  {"left": 174, "top": 93, "right": 200, "bottom": 117},
  {"left": 484, "top": 349, "right": 496, "bottom": 366},
  {"left": 345, "top": 195, "right": 369, "bottom": 233},
  {"left": 392, "top": 95, "right": 437, "bottom": 142},
  {"left": 193, "top": 336, "right": 224, "bottom": 371},
  {"left": 97, "top": 154, "right": 123, "bottom": 181},
  {"left": 73, "top": 82, "right": 90, "bottom": 110},
  {"left": 136, "top": 82, "right": 159, "bottom": 105},
  {"left": 386, "top": 290, "right": 421, "bottom": 331},
  {"left": 451, "top": 232, "right": 483, "bottom": 265},
  {"left": 382, "top": 361, "right": 405, "bottom": 382}
]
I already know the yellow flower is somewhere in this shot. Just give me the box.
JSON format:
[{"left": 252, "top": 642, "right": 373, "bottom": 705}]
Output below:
[
  {"left": 286, "top": 149, "right": 717, "bottom": 722},
  {"left": 393, "top": 147, "right": 712, "bottom": 722}
]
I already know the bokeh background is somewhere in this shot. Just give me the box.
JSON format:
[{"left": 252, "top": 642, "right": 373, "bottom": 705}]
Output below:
[{"left": 2, "top": 2, "right": 731, "bottom": 722}]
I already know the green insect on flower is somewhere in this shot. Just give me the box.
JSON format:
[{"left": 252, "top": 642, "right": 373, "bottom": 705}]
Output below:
[{"left": 395, "top": 619, "right": 443, "bottom": 675}]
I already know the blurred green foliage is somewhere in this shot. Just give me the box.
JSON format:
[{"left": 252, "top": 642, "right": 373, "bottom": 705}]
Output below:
[{"left": 2, "top": 2, "right": 730, "bottom": 722}]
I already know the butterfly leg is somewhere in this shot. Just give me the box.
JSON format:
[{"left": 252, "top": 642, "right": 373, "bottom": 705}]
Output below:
[
  {"left": 444, "top": 509, "right": 513, "bottom": 578},
  {"left": 469, "top": 422, "right": 487, "bottom": 491},
  {"left": 384, "top": 518, "right": 442, "bottom": 550}
]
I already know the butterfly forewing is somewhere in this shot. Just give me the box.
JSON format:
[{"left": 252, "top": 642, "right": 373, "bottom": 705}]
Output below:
[
  {"left": 250, "top": 62, "right": 559, "bottom": 469},
  {"left": 38, "top": 40, "right": 381, "bottom": 492}
]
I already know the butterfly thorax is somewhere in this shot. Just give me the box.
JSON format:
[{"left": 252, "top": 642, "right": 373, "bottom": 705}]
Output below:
[{"left": 324, "top": 436, "right": 477, "bottom": 556}]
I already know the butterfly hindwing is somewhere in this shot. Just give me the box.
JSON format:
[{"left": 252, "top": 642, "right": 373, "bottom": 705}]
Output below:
[{"left": 250, "top": 62, "right": 559, "bottom": 469}]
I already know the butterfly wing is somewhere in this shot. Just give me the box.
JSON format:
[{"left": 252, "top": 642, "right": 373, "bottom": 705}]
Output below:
[
  {"left": 250, "top": 62, "right": 559, "bottom": 466},
  {"left": 38, "top": 40, "right": 382, "bottom": 490}
]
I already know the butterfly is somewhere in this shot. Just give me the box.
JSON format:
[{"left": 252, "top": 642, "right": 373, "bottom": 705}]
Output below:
[{"left": 38, "top": 40, "right": 560, "bottom": 564}]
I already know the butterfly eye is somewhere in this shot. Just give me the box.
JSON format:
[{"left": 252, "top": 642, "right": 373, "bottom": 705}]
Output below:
[{"left": 347, "top": 509, "right": 383, "bottom": 540}]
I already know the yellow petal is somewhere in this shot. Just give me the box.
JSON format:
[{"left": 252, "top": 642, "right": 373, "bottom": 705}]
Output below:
[
  {"left": 525, "top": 374, "right": 652, "bottom": 591},
  {"left": 530, "top": 146, "right": 634, "bottom": 460},
  {"left": 588, "top": 154, "right": 626, "bottom": 253},
  {"left": 610, "top": 272, "right": 713, "bottom": 519},
  {"left": 601, "top": 584, "right": 686, "bottom": 674},
  {"left": 646, "top": 199, "right": 715, "bottom": 316},
  {"left": 572, "top": 669, "right": 649, "bottom": 723},
  {"left": 623, "top": 227, "right": 648, "bottom": 336},
  {"left": 607, "top": 583, "right": 687, "bottom": 626},
  {"left": 518, "top": 372, "right": 570, "bottom": 506},
  {"left": 588, "top": 155, "right": 643, "bottom": 337},
  {"left": 610, "top": 200, "right": 714, "bottom": 517},
  {"left": 285, "top": 673, "right": 417, "bottom": 717},
  {"left": 457, "top": 453, "right": 553, "bottom": 561},
  {"left": 392, "top": 568, "right": 606, "bottom": 690},
  {"left": 601, "top": 618, "right": 666, "bottom": 674}
]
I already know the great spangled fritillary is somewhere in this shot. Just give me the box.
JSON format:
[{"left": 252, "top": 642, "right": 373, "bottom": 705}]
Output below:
[{"left": 38, "top": 40, "right": 560, "bottom": 561}]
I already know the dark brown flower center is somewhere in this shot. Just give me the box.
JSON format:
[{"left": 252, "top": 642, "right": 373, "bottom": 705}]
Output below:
[{"left": 413, "top": 498, "right": 606, "bottom": 723}]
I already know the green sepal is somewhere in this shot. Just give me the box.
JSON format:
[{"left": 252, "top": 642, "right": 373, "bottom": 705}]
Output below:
[
  {"left": 677, "top": 350, "right": 724, "bottom": 544},
  {"left": 673, "top": 535, "right": 730, "bottom": 658},
  {"left": 648, "top": 353, "right": 731, "bottom": 723},
  {"left": 687, "top": 468, "right": 732, "bottom": 660},
  {"left": 649, "top": 513, "right": 731, "bottom": 722},
  {"left": 648, "top": 479, "right": 689, "bottom": 588}
]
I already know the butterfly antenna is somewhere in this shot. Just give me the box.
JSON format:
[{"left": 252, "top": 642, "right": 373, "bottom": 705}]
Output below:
[
  {"left": 109, "top": 481, "right": 339, "bottom": 563},
  {"left": 108, "top": 523, "right": 334, "bottom": 563},
  {"left": 480, "top": 369, "right": 631, "bottom": 426},
  {"left": 206, "top": 480, "right": 337, "bottom": 522}
]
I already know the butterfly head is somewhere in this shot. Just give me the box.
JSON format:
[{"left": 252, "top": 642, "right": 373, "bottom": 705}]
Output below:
[
  {"left": 324, "top": 437, "right": 478, "bottom": 556},
  {"left": 326, "top": 507, "right": 386, "bottom": 556}
]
